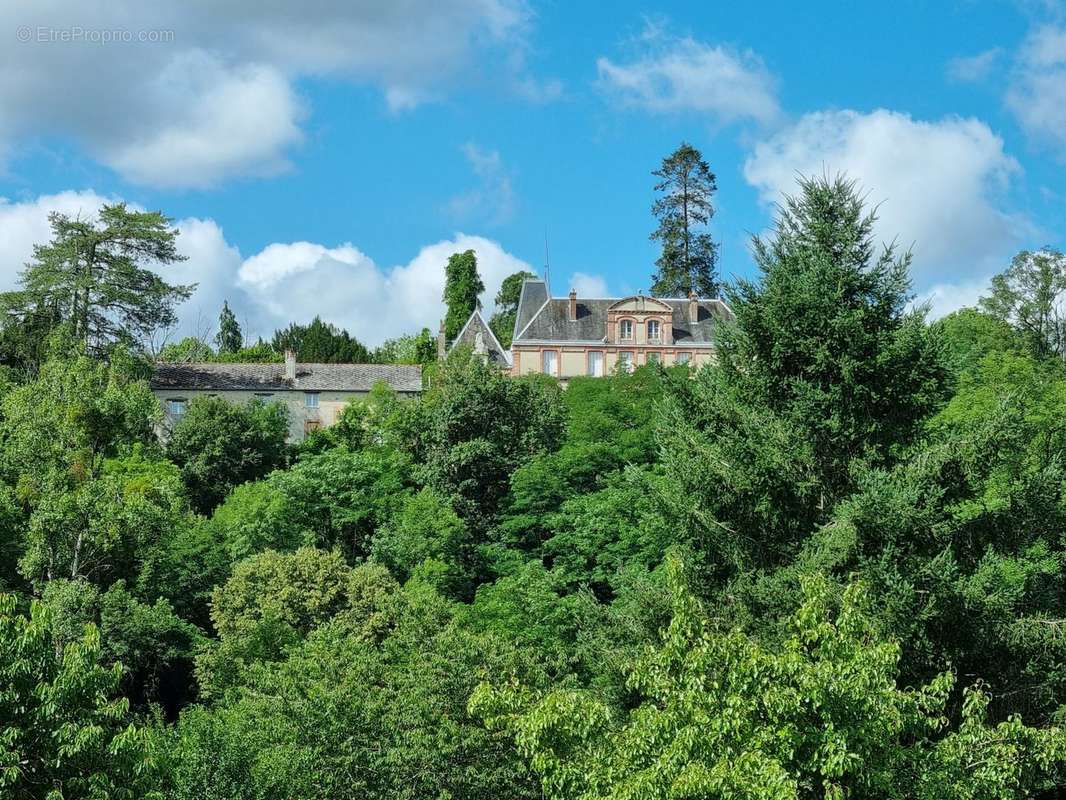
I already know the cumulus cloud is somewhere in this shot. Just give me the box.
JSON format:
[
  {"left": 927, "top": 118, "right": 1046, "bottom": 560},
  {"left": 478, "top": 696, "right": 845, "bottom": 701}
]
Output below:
[
  {"left": 236, "top": 234, "right": 535, "bottom": 344},
  {"left": 743, "top": 109, "right": 1026, "bottom": 286},
  {"left": 947, "top": 48, "right": 1002, "bottom": 82},
  {"left": 0, "top": 1, "right": 537, "bottom": 187},
  {"left": 596, "top": 26, "right": 779, "bottom": 125},
  {"left": 445, "top": 143, "right": 517, "bottom": 226},
  {"left": 1006, "top": 25, "right": 1066, "bottom": 157},
  {"left": 0, "top": 191, "right": 534, "bottom": 348}
]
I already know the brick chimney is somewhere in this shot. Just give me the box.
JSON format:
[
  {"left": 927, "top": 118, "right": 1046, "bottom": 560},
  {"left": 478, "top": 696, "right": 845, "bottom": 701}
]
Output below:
[
  {"left": 284, "top": 349, "right": 297, "bottom": 381},
  {"left": 568, "top": 288, "right": 577, "bottom": 321},
  {"left": 437, "top": 319, "right": 447, "bottom": 361},
  {"left": 688, "top": 291, "right": 699, "bottom": 324}
]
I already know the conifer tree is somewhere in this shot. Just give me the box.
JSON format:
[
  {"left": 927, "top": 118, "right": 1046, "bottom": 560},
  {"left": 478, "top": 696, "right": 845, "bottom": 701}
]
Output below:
[
  {"left": 1, "top": 203, "right": 193, "bottom": 353},
  {"left": 650, "top": 143, "right": 719, "bottom": 297}
]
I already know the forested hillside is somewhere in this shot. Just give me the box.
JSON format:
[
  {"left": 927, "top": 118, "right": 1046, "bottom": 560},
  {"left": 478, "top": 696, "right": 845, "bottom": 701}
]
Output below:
[{"left": 3, "top": 175, "right": 1066, "bottom": 799}]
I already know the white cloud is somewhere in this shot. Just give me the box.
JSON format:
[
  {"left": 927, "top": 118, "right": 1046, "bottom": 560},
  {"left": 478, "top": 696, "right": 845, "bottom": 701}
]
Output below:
[
  {"left": 914, "top": 274, "right": 993, "bottom": 319},
  {"left": 569, "top": 272, "right": 609, "bottom": 297},
  {"left": 597, "top": 27, "right": 779, "bottom": 125},
  {"left": 0, "top": 191, "right": 534, "bottom": 347},
  {"left": 101, "top": 55, "right": 303, "bottom": 189},
  {"left": 233, "top": 234, "right": 535, "bottom": 345},
  {"left": 446, "top": 143, "right": 517, "bottom": 226},
  {"left": 0, "top": 1, "right": 537, "bottom": 187},
  {"left": 1006, "top": 25, "right": 1066, "bottom": 157},
  {"left": 947, "top": 48, "right": 1002, "bottom": 82},
  {"left": 743, "top": 109, "right": 1026, "bottom": 286}
]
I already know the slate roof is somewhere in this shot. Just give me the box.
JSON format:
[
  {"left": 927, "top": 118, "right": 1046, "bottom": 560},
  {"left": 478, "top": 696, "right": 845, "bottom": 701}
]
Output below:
[
  {"left": 449, "top": 310, "right": 511, "bottom": 367},
  {"left": 150, "top": 362, "right": 423, "bottom": 392},
  {"left": 512, "top": 278, "right": 549, "bottom": 342},
  {"left": 513, "top": 290, "right": 733, "bottom": 345}
]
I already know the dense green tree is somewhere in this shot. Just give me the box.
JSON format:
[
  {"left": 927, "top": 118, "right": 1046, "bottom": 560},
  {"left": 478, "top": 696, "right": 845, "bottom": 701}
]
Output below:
[
  {"left": 650, "top": 142, "right": 719, "bottom": 297},
  {"left": 443, "top": 250, "right": 485, "bottom": 342},
  {"left": 658, "top": 174, "right": 948, "bottom": 568},
  {"left": 935, "top": 307, "right": 1020, "bottom": 378},
  {"left": 319, "top": 382, "right": 406, "bottom": 452},
  {"left": 409, "top": 349, "right": 565, "bottom": 530},
  {"left": 165, "top": 396, "right": 289, "bottom": 514},
  {"left": 19, "top": 450, "right": 191, "bottom": 589},
  {"left": 209, "top": 447, "right": 410, "bottom": 562},
  {"left": 489, "top": 270, "right": 537, "bottom": 348},
  {"left": 172, "top": 578, "right": 546, "bottom": 800},
  {"left": 157, "top": 336, "right": 214, "bottom": 363},
  {"left": 196, "top": 547, "right": 354, "bottom": 697},
  {"left": 371, "top": 487, "right": 473, "bottom": 596},
  {"left": 137, "top": 518, "right": 230, "bottom": 631},
  {"left": 0, "top": 301, "right": 62, "bottom": 377},
  {"left": 40, "top": 578, "right": 203, "bottom": 716},
  {"left": 473, "top": 558, "right": 1066, "bottom": 800},
  {"left": 214, "top": 301, "right": 243, "bottom": 354},
  {"left": 980, "top": 248, "right": 1066, "bottom": 360},
  {"left": 0, "top": 594, "right": 164, "bottom": 799},
  {"left": 272, "top": 317, "right": 370, "bottom": 363},
  {"left": 372, "top": 328, "right": 436, "bottom": 365},
  {"left": 0, "top": 345, "right": 158, "bottom": 488},
  {"left": 0, "top": 204, "right": 193, "bottom": 353},
  {"left": 760, "top": 349, "right": 1066, "bottom": 724}
]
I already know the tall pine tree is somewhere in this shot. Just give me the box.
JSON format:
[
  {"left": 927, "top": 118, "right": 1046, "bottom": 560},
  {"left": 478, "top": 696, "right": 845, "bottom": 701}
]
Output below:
[
  {"left": 650, "top": 143, "right": 719, "bottom": 298},
  {"left": 442, "top": 249, "right": 485, "bottom": 342}
]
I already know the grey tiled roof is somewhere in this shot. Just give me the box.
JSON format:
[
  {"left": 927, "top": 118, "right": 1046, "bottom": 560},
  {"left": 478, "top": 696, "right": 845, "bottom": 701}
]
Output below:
[
  {"left": 151, "top": 362, "right": 423, "bottom": 392},
  {"left": 513, "top": 296, "right": 733, "bottom": 344},
  {"left": 513, "top": 279, "right": 549, "bottom": 341},
  {"left": 449, "top": 311, "right": 511, "bottom": 366}
]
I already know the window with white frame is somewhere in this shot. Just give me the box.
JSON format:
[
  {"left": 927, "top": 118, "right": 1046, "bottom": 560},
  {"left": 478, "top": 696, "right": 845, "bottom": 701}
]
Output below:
[
  {"left": 647, "top": 319, "right": 661, "bottom": 342},
  {"left": 542, "top": 350, "right": 558, "bottom": 375},
  {"left": 619, "top": 319, "right": 634, "bottom": 340},
  {"left": 167, "top": 398, "right": 187, "bottom": 417},
  {"left": 587, "top": 351, "right": 603, "bottom": 377},
  {"left": 618, "top": 351, "right": 634, "bottom": 373},
  {"left": 646, "top": 351, "right": 661, "bottom": 365},
  {"left": 675, "top": 351, "right": 691, "bottom": 366},
  {"left": 304, "top": 392, "right": 320, "bottom": 408}
]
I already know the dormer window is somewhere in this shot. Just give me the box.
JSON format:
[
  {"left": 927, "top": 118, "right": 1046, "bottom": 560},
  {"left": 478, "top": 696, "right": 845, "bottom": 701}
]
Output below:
[
  {"left": 619, "top": 319, "right": 634, "bottom": 340},
  {"left": 647, "top": 320, "right": 661, "bottom": 342}
]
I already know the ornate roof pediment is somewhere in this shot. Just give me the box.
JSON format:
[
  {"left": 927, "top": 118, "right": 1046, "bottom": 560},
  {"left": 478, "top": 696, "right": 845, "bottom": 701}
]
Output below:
[{"left": 607, "top": 296, "right": 673, "bottom": 313}]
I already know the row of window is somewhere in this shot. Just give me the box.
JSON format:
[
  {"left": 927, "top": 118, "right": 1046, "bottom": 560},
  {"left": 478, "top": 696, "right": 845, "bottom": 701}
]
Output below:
[
  {"left": 166, "top": 392, "right": 320, "bottom": 417},
  {"left": 618, "top": 318, "right": 661, "bottom": 341},
  {"left": 541, "top": 349, "right": 691, "bottom": 376}
]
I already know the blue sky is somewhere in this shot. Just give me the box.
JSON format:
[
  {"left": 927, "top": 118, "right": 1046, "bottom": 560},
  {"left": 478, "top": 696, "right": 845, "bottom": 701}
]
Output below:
[{"left": 1, "top": 1, "right": 1064, "bottom": 346}]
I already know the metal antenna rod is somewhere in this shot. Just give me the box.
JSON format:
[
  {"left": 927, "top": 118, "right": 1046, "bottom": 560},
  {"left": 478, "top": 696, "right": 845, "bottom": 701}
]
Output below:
[{"left": 543, "top": 228, "right": 550, "bottom": 289}]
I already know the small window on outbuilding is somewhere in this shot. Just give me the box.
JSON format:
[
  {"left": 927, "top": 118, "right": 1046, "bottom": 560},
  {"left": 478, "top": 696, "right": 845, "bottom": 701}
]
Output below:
[
  {"left": 304, "top": 392, "right": 320, "bottom": 409},
  {"left": 167, "top": 399, "right": 187, "bottom": 417}
]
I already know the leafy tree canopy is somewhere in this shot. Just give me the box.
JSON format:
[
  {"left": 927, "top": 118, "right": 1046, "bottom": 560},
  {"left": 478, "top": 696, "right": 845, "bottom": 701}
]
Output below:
[
  {"left": 443, "top": 250, "right": 485, "bottom": 342},
  {"left": 489, "top": 270, "right": 537, "bottom": 349},
  {"left": 0, "top": 203, "right": 193, "bottom": 354}
]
